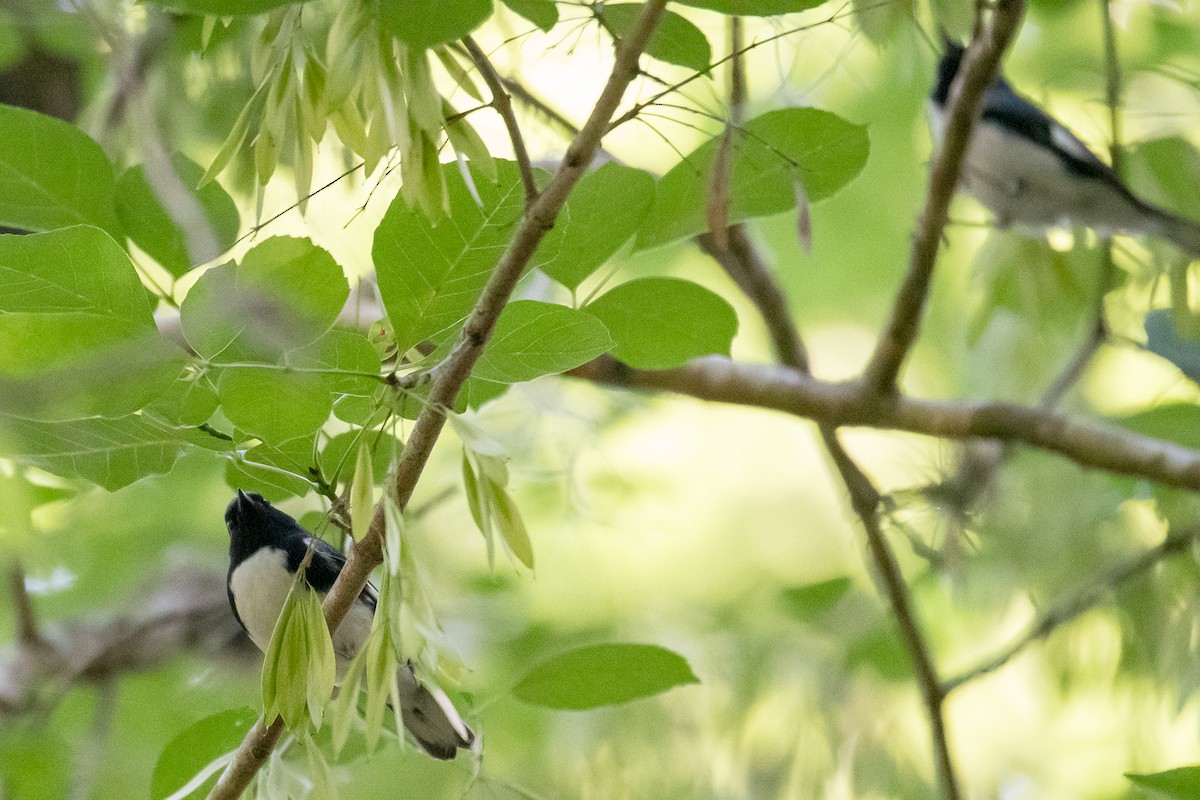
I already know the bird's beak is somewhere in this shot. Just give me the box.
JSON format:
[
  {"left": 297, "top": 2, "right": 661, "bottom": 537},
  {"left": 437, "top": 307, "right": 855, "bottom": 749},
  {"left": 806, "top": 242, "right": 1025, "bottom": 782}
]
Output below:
[{"left": 236, "top": 489, "right": 249, "bottom": 510}]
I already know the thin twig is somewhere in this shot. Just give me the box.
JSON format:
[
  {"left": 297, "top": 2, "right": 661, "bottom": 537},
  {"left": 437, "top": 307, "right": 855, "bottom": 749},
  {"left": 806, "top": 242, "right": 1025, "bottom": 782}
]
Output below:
[
  {"left": 943, "top": 525, "right": 1200, "bottom": 692},
  {"left": 204, "top": 5, "right": 671, "bottom": 797},
  {"left": 462, "top": 36, "right": 538, "bottom": 208},
  {"left": 9, "top": 563, "right": 42, "bottom": 646},
  {"left": 704, "top": 27, "right": 958, "bottom": 794},
  {"left": 861, "top": 0, "right": 1026, "bottom": 394}
]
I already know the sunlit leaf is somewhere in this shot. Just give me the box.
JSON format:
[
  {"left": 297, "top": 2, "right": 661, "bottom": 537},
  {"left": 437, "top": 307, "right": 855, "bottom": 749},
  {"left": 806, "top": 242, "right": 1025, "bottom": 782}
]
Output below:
[
  {"left": 374, "top": 160, "right": 560, "bottom": 355},
  {"left": 146, "top": 371, "right": 219, "bottom": 427},
  {"left": 584, "top": 278, "right": 738, "bottom": 369},
  {"left": 225, "top": 437, "right": 315, "bottom": 501},
  {"left": 779, "top": 576, "right": 854, "bottom": 622},
  {"left": 0, "top": 415, "right": 189, "bottom": 490},
  {"left": 0, "top": 104, "right": 121, "bottom": 238},
  {"left": 540, "top": 163, "right": 656, "bottom": 291},
  {"left": 321, "top": 430, "right": 403, "bottom": 487},
  {"left": 472, "top": 301, "right": 614, "bottom": 383},
  {"left": 151, "top": 708, "right": 258, "bottom": 800},
  {"left": 289, "top": 329, "right": 382, "bottom": 398},
  {"left": 637, "top": 108, "right": 868, "bottom": 249},
  {"left": 514, "top": 643, "right": 698, "bottom": 709},
  {"left": 600, "top": 5, "right": 711, "bottom": 72},
  {"left": 116, "top": 153, "right": 240, "bottom": 277},
  {"left": 488, "top": 479, "right": 533, "bottom": 568},
  {"left": 350, "top": 442, "right": 374, "bottom": 542}
]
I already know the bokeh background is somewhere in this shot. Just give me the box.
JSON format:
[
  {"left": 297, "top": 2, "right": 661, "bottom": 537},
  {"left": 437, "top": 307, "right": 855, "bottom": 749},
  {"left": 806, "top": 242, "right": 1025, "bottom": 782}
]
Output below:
[{"left": 5, "top": 0, "right": 1200, "bottom": 798}]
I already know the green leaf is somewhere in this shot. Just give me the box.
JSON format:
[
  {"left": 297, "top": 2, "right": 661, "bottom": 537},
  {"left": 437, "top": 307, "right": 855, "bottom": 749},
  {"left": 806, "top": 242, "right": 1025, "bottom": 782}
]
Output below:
[
  {"left": 116, "top": 153, "right": 240, "bottom": 278},
  {"left": 1115, "top": 404, "right": 1200, "bottom": 452},
  {"left": 151, "top": 708, "right": 259, "bottom": 800},
  {"left": 320, "top": 430, "right": 403, "bottom": 487},
  {"left": 143, "top": 0, "right": 309, "bottom": 13},
  {"left": 146, "top": 371, "right": 219, "bottom": 427},
  {"left": 1145, "top": 309, "right": 1200, "bottom": 384},
  {"left": 218, "top": 366, "right": 331, "bottom": 443},
  {"left": 0, "top": 104, "right": 121, "bottom": 239},
  {"left": 779, "top": 576, "right": 854, "bottom": 622},
  {"left": 600, "top": 5, "right": 711, "bottom": 72},
  {"left": 472, "top": 301, "right": 613, "bottom": 383},
  {"left": 262, "top": 570, "right": 336, "bottom": 730},
  {"left": 350, "top": 442, "right": 374, "bottom": 542},
  {"left": 374, "top": 160, "right": 560, "bottom": 354},
  {"left": 226, "top": 437, "right": 316, "bottom": 501},
  {"left": 181, "top": 237, "right": 348, "bottom": 361},
  {"left": 288, "top": 329, "right": 382, "bottom": 397},
  {"left": 500, "top": 0, "right": 558, "bottom": 30},
  {"left": 540, "top": 163, "right": 656, "bottom": 290},
  {"left": 488, "top": 479, "right": 533, "bottom": 568},
  {"left": 513, "top": 643, "right": 699, "bottom": 709},
  {"left": 584, "top": 277, "right": 738, "bottom": 369},
  {"left": 673, "top": 0, "right": 827, "bottom": 13},
  {"left": 0, "top": 226, "right": 184, "bottom": 420},
  {"left": 1127, "top": 765, "right": 1200, "bottom": 799},
  {"left": 379, "top": 0, "right": 493, "bottom": 48},
  {"left": 0, "top": 415, "right": 189, "bottom": 490},
  {"left": 1124, "top": 138, "right": 1200, "bottom": 221},
  {"left": 637, "top": 108, "right": 868, "bottom": 250},
  {"left": 363, "top": 625, "right": 398, "bottom": 753}
]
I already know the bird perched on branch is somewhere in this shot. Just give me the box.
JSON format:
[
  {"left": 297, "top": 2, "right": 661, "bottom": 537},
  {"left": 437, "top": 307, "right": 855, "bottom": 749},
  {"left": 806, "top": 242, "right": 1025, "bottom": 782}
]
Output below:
[
  {"left": 930, "top": 41, "right": 1200, "bottom": 256},
  {"left": 225, "top": 490, "right": 474, "bottom": 759}
]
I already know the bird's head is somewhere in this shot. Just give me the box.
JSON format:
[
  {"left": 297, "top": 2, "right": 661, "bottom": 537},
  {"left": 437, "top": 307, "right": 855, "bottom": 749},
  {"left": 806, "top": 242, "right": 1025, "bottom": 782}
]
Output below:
[{"left": 225, "top": 490, "right": 303, "bottom": 561}]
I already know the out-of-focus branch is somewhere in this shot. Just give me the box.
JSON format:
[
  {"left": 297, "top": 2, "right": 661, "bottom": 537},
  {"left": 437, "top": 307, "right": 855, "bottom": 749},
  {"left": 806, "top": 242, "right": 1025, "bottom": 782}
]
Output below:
[
  {"left": 0, "top": 566, "right": 246, "bottom": 716},
  {"left": 205, "top": 5, "right": 672, "bottom": 797},
  {"left": 861, "top": 0, "right": 1026, "bottom": 394},
  {"left": 943, "top": 525, "right": 1200, "bottom": 692},
  {"left": 462, "top": 36, "right": 538, "bottom": 208},
  {"left": 9, "top": 563, "right": 42, "bottom": 647}
]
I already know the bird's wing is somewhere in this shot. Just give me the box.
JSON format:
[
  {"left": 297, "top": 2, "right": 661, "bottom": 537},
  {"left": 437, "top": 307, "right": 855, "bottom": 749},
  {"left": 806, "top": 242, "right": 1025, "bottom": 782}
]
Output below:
[
  {"left": 981, "top": 81, "right": 1121, "bottom": 185},
  {"left": 301, "top": 536, "right": 378, "bottom": 613}
]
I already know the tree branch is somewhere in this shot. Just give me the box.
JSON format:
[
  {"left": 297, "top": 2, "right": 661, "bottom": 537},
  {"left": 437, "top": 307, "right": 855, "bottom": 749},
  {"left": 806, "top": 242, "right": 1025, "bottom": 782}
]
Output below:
[
  {"left": 860, "top": 0, "right": 1026, "bottom": 395},
  {"left": 567, "top": 355, "right": 1200, "bottom": 492},
  {"left": 9, "top": 563, "right": 42, "bottom": 647},
  {"left": 462, "top": 36, "right": 538, "bottom": 208},
  {"left": 943, "top": 525, "right": 1200, "bottom": 692},
  {"left": 205, "top": 5, "right": 671, "bottom": 797}
]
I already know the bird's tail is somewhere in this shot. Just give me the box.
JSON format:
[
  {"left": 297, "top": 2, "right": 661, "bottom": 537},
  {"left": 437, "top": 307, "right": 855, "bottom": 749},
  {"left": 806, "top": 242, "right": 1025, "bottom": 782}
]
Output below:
[
  {"left": 395, "top": 661, "right": 475, "bottom": 760},
  {"left": 1138, "top": 201, "right": 1200, "bottom": 258}
]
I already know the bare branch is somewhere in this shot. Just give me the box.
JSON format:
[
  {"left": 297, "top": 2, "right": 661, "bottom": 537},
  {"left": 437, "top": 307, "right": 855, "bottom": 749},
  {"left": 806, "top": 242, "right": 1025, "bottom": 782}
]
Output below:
[
  {"left": 943, "top": 525, "right": 1200, "bottom": 692},
  {"left": 205, "top": 5, "right": 672, "bottom": 797},
  {"left": 462, "top": 36, "right": 538, "bottom": 208},
  {"left": 566, "top": 355, "right": 1200, "bottom": 493},
  {"left": 860, "top": 0, "right": 1026, "bottom": 395}
]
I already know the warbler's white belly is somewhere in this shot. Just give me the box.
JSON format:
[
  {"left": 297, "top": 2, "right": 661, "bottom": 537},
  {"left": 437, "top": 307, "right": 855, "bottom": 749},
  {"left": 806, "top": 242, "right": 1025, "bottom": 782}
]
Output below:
[{"left": 230, "top": 547, "right": 375, "bottom": 679}]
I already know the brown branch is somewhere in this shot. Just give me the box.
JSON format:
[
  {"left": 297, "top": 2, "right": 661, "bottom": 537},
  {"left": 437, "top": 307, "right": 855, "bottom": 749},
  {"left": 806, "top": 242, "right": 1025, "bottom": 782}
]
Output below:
[
  {"left": 9, "top": 563, "right": 42, "bottom": 647},
  {"left": 462, "top": 36, "right": 538, "bottom": 208},
  {"left": 205, "top": 4, "right": 671, "bottom": 797},
  {"left": 566, "top": 356, "right": 1200, "bottom": 492},
  {"left": 860, "top": 0, "right": 1026, "bottom": 395},
  {"left": 943, "top": 525, "right": 1200, "bottom": 692}
]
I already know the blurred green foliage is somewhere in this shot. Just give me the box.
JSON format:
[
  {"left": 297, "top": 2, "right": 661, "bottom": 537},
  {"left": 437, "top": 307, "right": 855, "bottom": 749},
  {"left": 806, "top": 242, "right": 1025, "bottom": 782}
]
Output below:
[{"left": 5, "top": 0, "right": 1200, "bottom": 799}]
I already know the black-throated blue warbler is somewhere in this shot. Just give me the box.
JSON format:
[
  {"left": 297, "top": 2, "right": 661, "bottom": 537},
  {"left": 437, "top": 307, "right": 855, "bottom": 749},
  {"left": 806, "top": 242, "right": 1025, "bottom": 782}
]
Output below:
[
  {"left": 931, "top": 41, "right": 1200, "bottom": 255},
  {"left": 225, "top": 490, "right": 474, "bottom": 759}
]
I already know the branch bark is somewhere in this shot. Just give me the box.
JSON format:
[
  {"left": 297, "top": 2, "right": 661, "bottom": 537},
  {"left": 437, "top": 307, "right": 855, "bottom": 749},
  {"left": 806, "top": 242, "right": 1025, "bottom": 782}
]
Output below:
[
  {"left": 462, "top": 36, "right": 538, "bottom": 208},
  {"left": 567, "top": 355, "right": 1200, "bottom": 492},
  {"left": 205, "top": 4, "right": 670, "bottom": 797},
  {"left": 860, "top": 0, "right": 1026, "bottom": 394}
]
